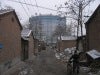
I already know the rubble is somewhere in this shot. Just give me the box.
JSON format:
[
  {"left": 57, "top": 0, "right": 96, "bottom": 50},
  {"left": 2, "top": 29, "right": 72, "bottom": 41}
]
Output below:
[
  {"left": 55, "top": 47, "right": 76, "bottom": 62},
  {"left": 18, "top": 63, "right": 34, "bottom": 75}
]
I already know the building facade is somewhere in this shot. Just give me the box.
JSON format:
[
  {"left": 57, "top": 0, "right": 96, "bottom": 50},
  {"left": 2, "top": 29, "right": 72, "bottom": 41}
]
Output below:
[
  {"left": 0, "top": 9, "right": 22, "bottom": 74},
  {"left": 21, "top": 29, "right": 34, "bottom": 60},
  {"left": 85, "top": 5, "right": 100, "bottom": 52},
  {"left": 29, "top": 15, "right": 66, "bottom": 44},
  {"left": 57, "top": 36, "right": 76, "bottom": 51}
]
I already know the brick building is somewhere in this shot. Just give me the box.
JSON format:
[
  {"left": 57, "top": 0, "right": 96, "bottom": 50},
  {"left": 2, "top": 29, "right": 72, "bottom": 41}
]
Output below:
[
  {"left": 21, "top": 29, "right": 34, "bottom": 60},
  {"left": 85, "top": 4, "right": 100, "bottom": 52},
  {"left": 0, "top": 9, "right": 22, "bottom": 74},
  {"left": 57, "top": 36, "right": 76, "bottom": 51},
  {"left": 33, "top": 38, "right": 39, "bottom": 55}
]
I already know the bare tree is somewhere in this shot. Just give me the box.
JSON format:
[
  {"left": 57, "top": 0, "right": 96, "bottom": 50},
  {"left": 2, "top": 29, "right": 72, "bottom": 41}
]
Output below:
[
  {"left": 53, "top": 24, "right": 65, "bottom": 51},
  {"left": 64, "top": 0, "right": 94, "bottom": 34},
  {"left": 56, "top": 0, "right": 94, "bottom": 37},
  {"left": 53, "top": 25, "right": 66, "bottom": 37},
  {"left": 29, "top": 17, "right": 42, "bottom": 40},
  {"left": 53, "top": 24, "right": 72, "bottom": 51},
  {"left": 53, "top": 22, "right": 73, "bottom": 38},
  {"left": 66, "top": 25, "right": 73, "bottom": 36},
  {"left": 64, "top": 0, "right": 95, "bottom": 50}
]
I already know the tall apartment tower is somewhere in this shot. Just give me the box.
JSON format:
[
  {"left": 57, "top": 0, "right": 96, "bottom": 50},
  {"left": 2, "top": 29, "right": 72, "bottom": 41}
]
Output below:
[{"left": 29, "top": 15, "right": 66, "bottom": 44}]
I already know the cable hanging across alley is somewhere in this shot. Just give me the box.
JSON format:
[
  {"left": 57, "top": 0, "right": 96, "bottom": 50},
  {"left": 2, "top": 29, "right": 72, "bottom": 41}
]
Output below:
[
  {"left": 29, "top": 0, "right": 35, "bottom": 12},
  {"left": 24, "top": 0, "right": 30, "bottom": 15},
  {"left": 8, "top": 0, "right": 66, "bottom": 14},
  {"left": 18, "top": 0, "right": 30, "bottom": 17},
  {"left": 34, "top": 0, "right": 40, "bottom": 14}
]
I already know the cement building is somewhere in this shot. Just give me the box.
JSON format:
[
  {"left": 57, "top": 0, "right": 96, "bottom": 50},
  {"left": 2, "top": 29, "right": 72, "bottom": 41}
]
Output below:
[{"left": 29, "top": 15, "right": 66, "bottom": 44}]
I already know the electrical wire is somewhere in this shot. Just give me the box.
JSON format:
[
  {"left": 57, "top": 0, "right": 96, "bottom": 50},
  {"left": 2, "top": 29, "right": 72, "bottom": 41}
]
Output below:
[
  {"left": 24, "top": 0, "right": 30, "bottom": 16},
  {"left": 8, "top": 0, "right": 66, "bottom": 13},
  {"left": 18, "top": 0, "right": 30, "bottom": 17},
  {"left": 28, "top": 0, "right": 36, "bottom": 16},
  {"left": 34, "top": 0, "right": 40, "bottom": 14}
]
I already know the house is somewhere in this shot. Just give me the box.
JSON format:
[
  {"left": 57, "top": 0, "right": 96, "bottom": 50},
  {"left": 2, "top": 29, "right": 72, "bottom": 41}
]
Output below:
[
  {"left": 85, "top": 4, "right": 100, "bottom": 52},
  {"left": 21, "top": 29, "right": 34, "bottom": 60},
  {"left": 57, "top": 36, "right": 76, "bottom": 51},
  {"left": 0, "top": 9, "right": 22, "bottom": 74}
]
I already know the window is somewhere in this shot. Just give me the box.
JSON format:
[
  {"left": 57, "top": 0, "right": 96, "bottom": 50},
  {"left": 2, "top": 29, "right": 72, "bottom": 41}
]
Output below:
[
  {"left": 0, "top": 43, "right": 3, "bottom": 49},
  {"left": 11, "top": 17, "right": 14, "bottom": 22}
]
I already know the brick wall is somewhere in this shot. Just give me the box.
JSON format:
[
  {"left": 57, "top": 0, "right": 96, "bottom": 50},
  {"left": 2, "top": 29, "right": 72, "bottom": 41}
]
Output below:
[
  {"left": 86, "top": 6, "right": 100, "bottom": 52},
  {"left": 28, "top": 34, "right": 34, "bottom": 60},
  {"left": 57, "top": 40, "right": 76, "bottom": 51},
  {"left": 0, "top": 11, "right": 21, "bottom": 74}
]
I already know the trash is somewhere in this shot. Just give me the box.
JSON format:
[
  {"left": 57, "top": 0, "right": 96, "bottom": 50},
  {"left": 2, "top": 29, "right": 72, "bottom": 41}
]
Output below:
[
  {"left": 19, "top": 69, "right": 28, "bottom": 75},
  {"left": 81, "top": 67, "right": 91, "bottom": 73},
  {"left": 86, "top": 50, "right": 100, "bottom": 59},
  {"left": 55, "top": 53, "right": 60, "bottom": 59}
]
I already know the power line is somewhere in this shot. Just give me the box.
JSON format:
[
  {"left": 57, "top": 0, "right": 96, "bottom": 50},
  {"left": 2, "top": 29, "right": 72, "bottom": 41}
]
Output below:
[
  {"left": 29, "top": 0, "right": 35, "bottom": 15},
  {"left": 34, "top": 0, "right": 40, "bottom": 13},
  {"left": 24, "top": 0, "right": 30, "bottom": 15},
  {"left": 18, "top": 0, "right": 30, "bottom": 18},
  {"left": 8, "top": 0, "right": 66, "bottom": 13}
]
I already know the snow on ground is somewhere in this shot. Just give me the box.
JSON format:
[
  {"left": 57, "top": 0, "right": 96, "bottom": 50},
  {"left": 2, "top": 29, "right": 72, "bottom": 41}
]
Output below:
[
  {"left": 55, "top": 47, "right": 76, "bottom": 62},
  {"left": 54, "top": 47, "right": 100, "bottom": 75},
  {"left": 55, "top": 53, "right": 60, "bottom": 59}
]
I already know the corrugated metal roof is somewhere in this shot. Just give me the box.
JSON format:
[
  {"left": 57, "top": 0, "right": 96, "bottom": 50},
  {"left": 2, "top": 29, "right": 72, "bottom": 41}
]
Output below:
[
  {"left": 86, "top": 50, "right": 100, "bottom": 59},
  {"left": 21, "top": 29, "right": 32, "bottom": 40}
]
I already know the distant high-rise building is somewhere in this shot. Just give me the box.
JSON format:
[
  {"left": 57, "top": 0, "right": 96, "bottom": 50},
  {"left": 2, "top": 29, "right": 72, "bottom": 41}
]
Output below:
[{"left": 29, "top": 15, "right": 66, "bottom": 43}]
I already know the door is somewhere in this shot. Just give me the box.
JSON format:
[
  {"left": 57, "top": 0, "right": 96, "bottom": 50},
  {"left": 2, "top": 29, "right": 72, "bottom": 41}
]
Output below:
[{"left": 21, "top": 39, "right": 29, "bottom": 61}]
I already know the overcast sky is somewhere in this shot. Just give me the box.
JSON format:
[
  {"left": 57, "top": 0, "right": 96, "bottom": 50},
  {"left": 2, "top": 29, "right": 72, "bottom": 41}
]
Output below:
[{"left": 0, "top": 0, "right": 100, "bottom": 24}]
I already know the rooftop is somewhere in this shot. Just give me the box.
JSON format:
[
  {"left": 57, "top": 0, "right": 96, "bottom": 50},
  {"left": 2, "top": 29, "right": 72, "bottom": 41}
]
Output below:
[
  {"left": 86, "top": 49, "right": 100, "bottom": 59},
  {"left": 0, "top": 9, "right": 14, "bottom": 15},
  {"left": 58, "top": 36, "right": 77, "bottom": 40},
  {"left": 21, "top": 29, "right": 32, "bottom": 40},
  {"left": 86, "top": 4, "right": 100, "bottom": 25}
]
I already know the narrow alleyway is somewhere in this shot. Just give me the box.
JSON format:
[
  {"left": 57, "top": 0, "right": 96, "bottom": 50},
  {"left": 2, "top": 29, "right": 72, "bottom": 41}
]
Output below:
[
  {"left": 7, "top": 46, "right": 100, "bottom": 75},
  {"left": 29, "top": 47, "right": 67, "bottom": 75},
  {"left": 11, "top": 46, "right": 67, "bottom": 75}
]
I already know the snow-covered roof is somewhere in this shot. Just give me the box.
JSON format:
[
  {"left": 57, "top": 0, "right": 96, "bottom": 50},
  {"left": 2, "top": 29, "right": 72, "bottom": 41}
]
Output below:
[
  {"left": 86, "top": 50, "right": 100, "bottom": 59},
  {"left": 21, "top": 29, "right": 32, "bottom": 40},
  {"left": 0, "top": 9, "right": 14, "bottom": 15},
  {"left": 58, "top": 36, "right": 77, "bottom": 40}
]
